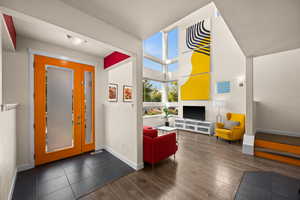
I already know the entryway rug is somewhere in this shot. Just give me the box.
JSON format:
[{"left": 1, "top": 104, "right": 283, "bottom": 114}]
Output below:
[
  {"left": 13, "top": 150, "right": 134, "bottom": 200},
  {"left": 235, "top": 171, "right": 300, "bottom": 200}
]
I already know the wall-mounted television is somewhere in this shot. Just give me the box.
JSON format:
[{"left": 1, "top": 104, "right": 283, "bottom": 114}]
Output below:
[{"left": 183, "top": 106, "right": 205, "bottom": 121}]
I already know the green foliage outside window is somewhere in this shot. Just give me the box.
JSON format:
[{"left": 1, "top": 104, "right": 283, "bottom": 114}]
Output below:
[
  {"left": 143, "top": 80, "right": 162, "bottom": 102},
  {"left": 167, "top": 81, "right": 178, "bottom": 102}
]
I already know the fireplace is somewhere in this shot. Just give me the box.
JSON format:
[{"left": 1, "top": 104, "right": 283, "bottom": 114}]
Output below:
[{"left": 183, "top": 106, "right": 205, "bottom": 121}]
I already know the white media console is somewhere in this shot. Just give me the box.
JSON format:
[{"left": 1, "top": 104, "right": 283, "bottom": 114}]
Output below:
[{"left": 174, "top": 118, "right": 215, "bottom": 135}]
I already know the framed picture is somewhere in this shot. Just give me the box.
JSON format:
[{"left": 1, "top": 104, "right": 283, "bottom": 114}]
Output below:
[
  {"left": 123, "top": 85, "right": 133, "bottom": 102},
  {"left": 217, "top": 81, "right": 231, "bottom": 94},
  {"left": 108, "top": 83, "right": 118, "bottom": 102}
]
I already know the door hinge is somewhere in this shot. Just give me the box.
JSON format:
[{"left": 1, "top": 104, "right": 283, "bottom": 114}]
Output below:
[
  {"left": 33, "top": 124, "right": 35, "bottom": 129},
  {"left": 34, "top": 154, "right": 36, "bottom": 160}
]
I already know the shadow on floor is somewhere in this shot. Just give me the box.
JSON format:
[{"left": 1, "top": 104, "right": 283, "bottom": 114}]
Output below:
[{"left": 13, "top": 150, "right": 134, "bottom": 200}]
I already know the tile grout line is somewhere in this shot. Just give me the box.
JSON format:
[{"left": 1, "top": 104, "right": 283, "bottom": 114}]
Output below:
[{"left": 62, "top": 163, "right": 77, "bottom": 200}]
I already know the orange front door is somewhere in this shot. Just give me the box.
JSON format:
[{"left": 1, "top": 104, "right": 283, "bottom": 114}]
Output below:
[{"left": 34, "top": 55, "right": 95, "bottom": 165}]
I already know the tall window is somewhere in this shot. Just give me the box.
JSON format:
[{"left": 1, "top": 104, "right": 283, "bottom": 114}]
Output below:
[
  {"left": 143, "top": 58, "right": 163, "bottom": 72},
  {"left": 167, "top": 81, "right": 178, "bottom": 102},
  {"left": 167, "top": 62, "right": 179, "bottom": 73},
  {"left": 143, "top": 80, "right": 162, "bottom": 102},
  {"left": 167, "top": 28, "right": 178, "bottom": 59},
  {"left": 143, "top": 27, "right": 179, "bottom": 117},
  {"left": 143, "top": 32, "right": 162, "bottom": 59}
]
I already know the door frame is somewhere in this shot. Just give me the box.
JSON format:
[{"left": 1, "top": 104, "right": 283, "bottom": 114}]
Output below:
[{"left": 27, "top": 49, "right": 97, "bottom": 168}]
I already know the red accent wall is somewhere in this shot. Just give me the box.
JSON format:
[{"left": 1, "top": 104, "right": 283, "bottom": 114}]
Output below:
[
  {"left": 104, "top": 51, "right": 130, "bottom": 69},
  {"left": 3, "top": 14, "right": 17, "bottom": 49}
]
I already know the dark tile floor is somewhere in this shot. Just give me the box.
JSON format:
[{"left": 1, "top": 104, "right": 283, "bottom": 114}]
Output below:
[
  {"left": 13, "top": 150, "right": 134, "bottom": 200},
  {"left": 235, "top": 171, "right": 300, "bottom": 200}
]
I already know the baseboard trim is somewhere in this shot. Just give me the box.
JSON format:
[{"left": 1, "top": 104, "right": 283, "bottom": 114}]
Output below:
[
  {"left": 17, "top": 164, "right": 34, "bottom": 172},
  {"left": 104, "top": 146, "right": 144, "bottom": 171},
  {"left": 8, "top": 169, "right": 17, "bottom": 200},
  {"left": 256, "top": 128, "right": 300, "bottom": 137}
]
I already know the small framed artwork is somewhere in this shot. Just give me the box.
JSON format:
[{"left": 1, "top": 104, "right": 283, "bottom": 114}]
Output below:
[
  {"left": 108, "top": 83, "right": 118, "bottom": 102},
  {"left": 217, "top": 81, "right": 231, "bottom": 94},
  {"left": 123, "top": 85, "right": 133, "bottom": 102}
]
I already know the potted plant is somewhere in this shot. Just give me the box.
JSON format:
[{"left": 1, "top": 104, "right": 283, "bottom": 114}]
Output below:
[{"left": 163, "top": 107, "right": 170, "bottom": 126}]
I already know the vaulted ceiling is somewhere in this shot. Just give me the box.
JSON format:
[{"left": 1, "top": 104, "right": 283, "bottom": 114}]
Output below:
[{"left": 60, "top": 0, "right": 300, "bottom": 56}]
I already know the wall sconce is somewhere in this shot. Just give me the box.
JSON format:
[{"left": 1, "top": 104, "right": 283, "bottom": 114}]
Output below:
[{"left": 237, "top": 76, "right": 245, "bottom": 87}]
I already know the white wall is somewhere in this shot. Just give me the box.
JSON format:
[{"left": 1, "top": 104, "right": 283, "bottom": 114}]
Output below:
[
  {"left": 2, "top": 36, "right": 105, "bottom": 167},
  {"left": 254, "top": 48, "right": 300, "bottom": 136},
  {"left": 104, "top": 61, "right": 142, "bottom": 169},
  {"left": 176, "top": 5, "right": 246, "bottom": 121},
  {"left": 0, "top": 109, "right": 17, "bottom": 200},
  {"left": 143, "top": 115, "right": 176, "bottom": 127},
  {"left": 0, "top": 17, "right": 2, "bottom": 105}
]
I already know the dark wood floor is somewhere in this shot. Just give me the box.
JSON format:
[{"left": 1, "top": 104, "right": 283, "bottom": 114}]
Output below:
[{"left": 80, "top": 131, "right": 300, "bottom": 200}]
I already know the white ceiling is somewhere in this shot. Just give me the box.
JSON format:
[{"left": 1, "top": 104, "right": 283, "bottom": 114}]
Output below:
[
  {"left": 214, "top": 0, "right": 300, "bottom": 56},
  {"left": 60, "top": 0, "right": 211, "bottom": 40},
  {"left": 10, "top": 16, "right": 113, "bottom": 57},
  {"left": 60, "top": 0, "right": 300, "bottom": 56}
]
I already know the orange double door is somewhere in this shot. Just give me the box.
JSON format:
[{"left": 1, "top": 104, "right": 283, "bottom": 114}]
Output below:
[{"left": 34, "top": 55, "right": 95, "bottom": 165}]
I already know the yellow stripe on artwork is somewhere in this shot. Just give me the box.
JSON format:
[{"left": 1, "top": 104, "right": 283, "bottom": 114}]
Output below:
[
  {"left": 181, "top": 73, "right": 210, "bottom": 100},
  {"left": 191, "top": 51, "right": 210, "bottom": 75}
]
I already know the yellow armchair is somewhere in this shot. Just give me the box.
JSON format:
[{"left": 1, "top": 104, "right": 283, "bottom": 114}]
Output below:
[{"left": 215, "top": 113, "right": 245, "bottom": 142}]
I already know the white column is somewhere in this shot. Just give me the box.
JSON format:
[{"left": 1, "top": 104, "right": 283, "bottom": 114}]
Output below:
[
  {"left": 0, "top": 15, "right": 3, "bottom": 105},
  {"left": 132, "top": 48, "right": 144, "bottom": 170},
  {"left": 162, "top": 31, "right": 168, "bottom": 79},
  {"left": 243, "top": 56, "right": 255, "bottom": 155},
  {"left": 162, "top": 31, "right": 169, "bottom": 105}
]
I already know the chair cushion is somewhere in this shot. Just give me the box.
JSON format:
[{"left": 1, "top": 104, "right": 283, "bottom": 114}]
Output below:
[
  {"left": 143, "top": 126, "right": 153, "bottom": 130},
  {"left": 215, "top": 128, "right": 232, "bottom": 135},
  {"left": 223, "top": 120, "right": 240, "bottom": 130},
  {"left": 143, "top": 129, "right": 158, "bottom": 138}
]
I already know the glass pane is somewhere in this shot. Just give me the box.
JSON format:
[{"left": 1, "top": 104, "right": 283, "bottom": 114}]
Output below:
[
  {"left": 46, "top": 66, "right": 74, "bottom": 153},
  {"left": 168, "top": 107, "right": 178, "bottom": 115},
  {"left": 143, "top": 106, "right": 162, "bottom": 116},
  {"left": 143, "top": 58, "right": 162, "bottom": 71},
  {"left": 167, "top": 81, "right": 178, "bottom": 102},
  {"left": 168, "top": 28, "right": 178, "bottom": 59},
  {"left": 168, "top": 62, "right": 179, "bottom": 72},
  {"left": 143, "top": 80, "right": 162, "bottom": 102},
  {"left": 143, "top": 32, "right": 162, "bottom": 59},
  {"left": 84, "top": 71, "right": 93, "bottom": 144}
]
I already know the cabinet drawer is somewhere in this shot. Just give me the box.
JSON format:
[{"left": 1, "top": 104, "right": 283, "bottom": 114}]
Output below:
[
  {"left": 175, "top": 123, "right": 184, "bottom": 128},
  {"left": 185, "top": 125, "right": 195, "bottom": 130}
]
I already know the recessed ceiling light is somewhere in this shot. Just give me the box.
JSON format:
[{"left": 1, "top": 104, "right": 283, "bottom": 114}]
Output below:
[{"left": 66, "top": 34, "right": 87, "bottom": 45}]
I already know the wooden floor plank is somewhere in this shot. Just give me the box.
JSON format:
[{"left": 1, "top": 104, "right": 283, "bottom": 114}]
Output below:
[{"left": 80, "top": 131, "right": 300, "bottom": 200}]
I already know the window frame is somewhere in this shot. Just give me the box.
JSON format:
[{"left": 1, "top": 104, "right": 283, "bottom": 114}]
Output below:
[{"left": 143, "top": 27, "right": 180, "bottom": 117}]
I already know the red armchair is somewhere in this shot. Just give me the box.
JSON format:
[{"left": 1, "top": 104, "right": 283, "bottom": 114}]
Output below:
[{"left": 143, "top": 126, "right": 178, "bottom": 165}]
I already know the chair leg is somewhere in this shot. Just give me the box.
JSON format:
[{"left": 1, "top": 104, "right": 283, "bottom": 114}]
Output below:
[
  {"left": 174, "top": 154, "right": 176, "bottom": 160},
  {"left": 216, "top": 136, "right": 219, "bottom": 140}
]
